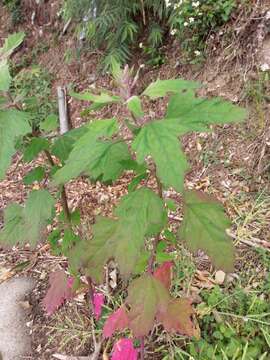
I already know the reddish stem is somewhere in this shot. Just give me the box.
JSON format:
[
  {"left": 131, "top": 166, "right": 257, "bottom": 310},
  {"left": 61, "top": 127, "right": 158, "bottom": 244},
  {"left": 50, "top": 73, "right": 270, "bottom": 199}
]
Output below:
[{"left": 147, "top": 168, "right": 163, "bottom": 274}]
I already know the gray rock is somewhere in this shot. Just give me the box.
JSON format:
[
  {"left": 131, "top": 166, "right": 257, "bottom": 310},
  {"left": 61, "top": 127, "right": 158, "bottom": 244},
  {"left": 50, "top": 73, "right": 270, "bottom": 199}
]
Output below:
[{"left": 0, "top": 277, "right": 35, "bottom": 360}]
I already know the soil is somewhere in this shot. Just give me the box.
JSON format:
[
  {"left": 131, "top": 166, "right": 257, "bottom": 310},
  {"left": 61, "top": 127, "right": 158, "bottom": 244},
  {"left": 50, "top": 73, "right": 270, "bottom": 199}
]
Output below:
[{"left": 0, "top": 1, "right": 270, "bottom": 359}]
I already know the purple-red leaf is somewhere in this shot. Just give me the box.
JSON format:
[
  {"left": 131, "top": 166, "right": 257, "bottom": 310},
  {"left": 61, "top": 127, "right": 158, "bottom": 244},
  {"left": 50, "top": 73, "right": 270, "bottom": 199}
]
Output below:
[
  {"left": 126, "top": 274, "right": 199, "bottom": 338},
  {"left": 111, "top": 338, "right": 138, "bottom": 360},
  {"left": 153, "top": 261, "right": 173, "bottom": 289},
  {"left": 67, "top": 276, "right": 74, "bottom": 288},
  {"left": 42, "top": 270, "right": 74, "bottom": 315},
  {"left": 103, "top": 306, "right": 129, "bottom": 338},
  {"left": 157, "top": 298, "right": 198, "bottom": 337},
  {"left": 93, "top": 292, "right": 105, "bottom": 320},
  {"left": 126, "top": 274, "right": 170, "bottom": 337}
]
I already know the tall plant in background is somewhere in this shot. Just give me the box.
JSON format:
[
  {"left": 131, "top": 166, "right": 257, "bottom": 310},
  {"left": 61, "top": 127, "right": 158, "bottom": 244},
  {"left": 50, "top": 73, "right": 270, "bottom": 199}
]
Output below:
[
  {"left": 0, "top": 34, "right": 247, "bottom": 359},
  {"left": 62, "top": 0, "right": 237, "bottom": 69}
]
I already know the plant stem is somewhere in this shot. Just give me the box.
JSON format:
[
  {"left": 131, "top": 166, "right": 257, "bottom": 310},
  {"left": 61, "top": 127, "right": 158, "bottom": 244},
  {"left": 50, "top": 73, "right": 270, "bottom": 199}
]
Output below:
[
  {"left": 147, "top": 167, "right": 163, "bottom": 274},
  {"left": 87, "top": 276, "right": 95, "bottom": 312},
  {"left": 44, "top": 150, "right": 71, "bottom": 222},
  {"left": 140, "top": 337, "right": 145, "bottom": 360}
]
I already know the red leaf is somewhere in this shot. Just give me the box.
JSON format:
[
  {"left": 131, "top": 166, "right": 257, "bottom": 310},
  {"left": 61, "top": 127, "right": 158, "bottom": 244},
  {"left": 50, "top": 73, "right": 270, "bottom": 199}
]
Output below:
[
  {"left": 103, "top": 306, "right": 129, "bottom": 338},
  {"left": 42, "top": 270, "right": 74, "bottom": 315},
  {"left": 153, "top": 261, "right": 173, "bottom": 289},
  {"left": 93, "top": 292, "right": 105, "bottom": 320},
  {"left": 157, "top": 298, "right": 198, "bottom": 337},
  {"left": 111, "top": 338, "right": 138, "bottom": 360}
]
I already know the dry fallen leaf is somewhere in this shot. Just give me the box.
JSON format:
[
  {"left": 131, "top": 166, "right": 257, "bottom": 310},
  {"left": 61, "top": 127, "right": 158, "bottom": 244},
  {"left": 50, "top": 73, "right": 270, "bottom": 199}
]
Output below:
[{"left": 0, "top": 265, "right": 14, "bottom": 283}]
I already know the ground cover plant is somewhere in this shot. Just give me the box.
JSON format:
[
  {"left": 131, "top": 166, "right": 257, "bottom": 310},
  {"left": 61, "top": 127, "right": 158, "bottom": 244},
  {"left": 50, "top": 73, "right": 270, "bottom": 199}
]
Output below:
[
  {"left": 61, "top": 0, "right": 238, "bottom": 69},
  {"left": 0, "top": 30, "right": 254, "bottom": 358}
]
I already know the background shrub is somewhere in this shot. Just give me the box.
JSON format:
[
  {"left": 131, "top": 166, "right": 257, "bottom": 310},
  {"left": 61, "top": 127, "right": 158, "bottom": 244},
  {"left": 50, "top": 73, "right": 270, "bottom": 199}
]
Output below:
[{"left": 62, "top": 0, "right": 237, "bottom": 70}]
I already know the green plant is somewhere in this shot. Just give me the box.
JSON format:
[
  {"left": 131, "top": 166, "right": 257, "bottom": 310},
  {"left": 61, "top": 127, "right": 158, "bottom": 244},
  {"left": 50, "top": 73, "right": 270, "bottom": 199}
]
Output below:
[
  {"left": 0, "top": 34, "right": 248, "bottom": 359},
  {"left": 2, "top": 0, "right": 23, "bottom": 25},
  {"left": 62, "top": 0, "right": 238, "bottom": 70},
  {"left": 12, "top": 65, "right": 56, "bottom": 131},
  {"left": 169, "top": 0, "right": 237, "bottom": 59}
]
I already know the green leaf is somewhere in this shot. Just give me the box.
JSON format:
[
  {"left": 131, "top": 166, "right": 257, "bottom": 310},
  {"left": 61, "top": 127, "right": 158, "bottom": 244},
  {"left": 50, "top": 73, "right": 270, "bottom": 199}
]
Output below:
[
  {"left": 0, "top": 109, "right": 31, "bottom": 179},
  {"left": 179, "top": 190, "right": 234, "bottom": 272},
  {"left": 119, "top": 159, "right": 147, "bottom": 174},
  {"left": 163, "top": 229, "right": 177, "bottom": 244},
  {"left": 156, "top": 241, "right": 174, "bottom": 264},
  {"left": 53, "top": 119, "right": 119, "bottom": 185},
  {"left": 165, "top": 199, "right": 177, "bottom": 211},
  {"left": 127, "top": 96, "right": 144, "bottom": 117},
  {"left": 23, "top": 137, "right": 50, "bottom": 162},
  {"left": 115, "top": 187, "right": 167, "bottom": 236},
  {"left": 69, "top": 187, "right": 166, "bottom": 283},
  {"left": 0, "top": 60, "right": 11, "bottom": 91},
  {"left": 40, "top": 114, "right": 58, "bottom": 132},
  {"left": 133, "top": 251, "right": 150, "bottom": 274},
  {"left": 62, "top": 229, "right": 80, "bottom": 256},
  {"left": 48, "top": 229, "right": 62, "bottom": 255},
  {"left": 70, "top": 90, "right": 120, "bottom": 111},
  {"left": 87, "top": 141, "right": 132, "bottom": 182},
  {"left": 132, "top": 119, "right": 189, "bottom": 192},
  {"left": 142, "top": 79, "right": 201, "bottom": 99},
  {"left": 51, "top": 126, "right": 87, "bottom": 163},
  {"left": 128, "top": 173, "right": 147, "bottom": 192},
  {"left": 0, "top": 32, "right": 25, "bottom": 58},
  {"left": 23, "top": 166, "right": 45, "bottom": 185},
  {"left": 0, "top": 189, "right": 55, "bottom": 248},
  {"left": 166, "top": 91, "right": 247, "bottom": 132}
]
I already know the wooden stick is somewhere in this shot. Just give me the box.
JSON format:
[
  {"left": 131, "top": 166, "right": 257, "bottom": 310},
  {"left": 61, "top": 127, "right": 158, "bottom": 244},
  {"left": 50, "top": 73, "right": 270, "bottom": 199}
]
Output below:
[
  {"left": 57, "top": 86, "right": 70, "bottom": 135},
  {"left": 56, "top": 86, "right": 71, "bottom": 221}
]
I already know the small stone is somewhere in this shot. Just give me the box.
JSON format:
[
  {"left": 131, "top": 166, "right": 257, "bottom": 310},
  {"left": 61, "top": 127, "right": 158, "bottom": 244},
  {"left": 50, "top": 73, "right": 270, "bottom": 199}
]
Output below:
[
  {"left": 215, "top": 270, "right": 226, "bottom": 285},
  {"left": 18, "top": 301, "right": 31, "bottom": 310}
]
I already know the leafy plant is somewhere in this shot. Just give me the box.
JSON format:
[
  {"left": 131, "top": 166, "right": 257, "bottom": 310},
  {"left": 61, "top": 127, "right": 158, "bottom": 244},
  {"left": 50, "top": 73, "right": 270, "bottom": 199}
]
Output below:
[
  {"left": 169, "top": 0, "right": 237, "bottom": 60},
  {"left": 12, "top": 65, "right": 57, "bottom": 131},
  {"left": 2, "top": 0, "right": 23, "bottom": 25},
  {"left": 0, "top": 33, "right": 248, "bottom": 358},
  {"left": 62, "top": 0, "right": 237, "bottom": 69}
]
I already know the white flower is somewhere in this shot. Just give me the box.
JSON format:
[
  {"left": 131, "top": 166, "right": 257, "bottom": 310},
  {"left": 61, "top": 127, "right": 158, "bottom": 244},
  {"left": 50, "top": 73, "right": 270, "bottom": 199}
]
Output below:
[
  {"left": 189, "top": 17, "right": 195, "bottom": 23},
  {"left": 184, "top": 21, "right": 188, "bottom": 26},
  {"left": 194, "top": 50, "right": 201, "bottom": 56},
  {"left": 260, "top": 63, "right": 269, "bottom": 72},
  {"left": 170, "top": 29, "right": 177, "bottom": 35},
  {"left": 192, "top": 1, "right": 200, "bottom": 7},
  {"left": 165, "top": 0, "right": 171, "bottom": 7},
  {"left": 139, "top": 42, "right": 143, "bottom": 48}
]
